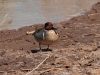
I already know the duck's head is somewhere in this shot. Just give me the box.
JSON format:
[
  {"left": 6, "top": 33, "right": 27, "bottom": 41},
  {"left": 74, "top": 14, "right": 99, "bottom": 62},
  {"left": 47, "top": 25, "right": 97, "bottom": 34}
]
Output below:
[{"left": 44, "top": 22, "right": 57, "bottom": 30}]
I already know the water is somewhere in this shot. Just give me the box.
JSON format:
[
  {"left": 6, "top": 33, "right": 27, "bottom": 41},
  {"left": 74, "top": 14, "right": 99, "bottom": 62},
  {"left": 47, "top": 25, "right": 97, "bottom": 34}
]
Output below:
[{"left": 0, "top": 0, "right": 100, "bottom": 30}]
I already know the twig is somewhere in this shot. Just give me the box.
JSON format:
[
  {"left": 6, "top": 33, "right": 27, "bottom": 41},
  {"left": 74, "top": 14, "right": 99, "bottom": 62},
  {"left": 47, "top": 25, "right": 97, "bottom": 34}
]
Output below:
[
  {"left": 25, "top": 54, "right": 51, "bottom": 75},
  {"left": 39, "top": 68, "right": 63, "bottom": 75},
  {"left": 88, "top": 13, "right": 100, "bottom": 16},
  {"left": 39, "top": 68, "right": 54, "bottom": 74},
  {"left": 26, "top": 31, "right": 35, "bottom": 35},
  {"left": 21, "top": 69, "right": 32, "bottom": 71}
]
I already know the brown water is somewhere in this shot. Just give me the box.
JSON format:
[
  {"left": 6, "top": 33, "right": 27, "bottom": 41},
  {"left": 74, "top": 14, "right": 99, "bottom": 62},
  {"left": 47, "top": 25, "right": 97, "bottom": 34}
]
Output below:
[{"left": 0, "top": 0, "right": 100, "bottom": 30}]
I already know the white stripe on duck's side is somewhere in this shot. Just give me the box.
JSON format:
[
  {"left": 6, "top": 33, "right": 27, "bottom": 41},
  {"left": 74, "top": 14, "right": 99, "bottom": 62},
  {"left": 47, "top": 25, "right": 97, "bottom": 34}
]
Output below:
[{"left": 43, "top": 32, "right": 45, "bottom": 40}]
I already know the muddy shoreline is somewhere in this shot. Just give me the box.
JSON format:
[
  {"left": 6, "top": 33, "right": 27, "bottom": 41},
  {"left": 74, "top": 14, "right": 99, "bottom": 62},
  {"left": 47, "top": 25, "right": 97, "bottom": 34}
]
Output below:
[{"left": 0, "top": 2, "right": 100, "bottom": 75}]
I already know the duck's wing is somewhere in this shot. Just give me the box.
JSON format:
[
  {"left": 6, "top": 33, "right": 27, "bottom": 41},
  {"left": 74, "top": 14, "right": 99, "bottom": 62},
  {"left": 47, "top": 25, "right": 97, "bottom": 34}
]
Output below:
[{"left": 33, "top": 29, "right": 46, "bottom": 40}]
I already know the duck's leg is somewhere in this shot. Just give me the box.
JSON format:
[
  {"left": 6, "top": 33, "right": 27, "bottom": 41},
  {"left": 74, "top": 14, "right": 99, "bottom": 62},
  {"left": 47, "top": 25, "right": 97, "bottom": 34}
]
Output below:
[
  {"left": 47, "top": 45, "right": 49, "bottom": 50},
  {"left": 39, "top": 43, "right": 42, "bottom": 51}
]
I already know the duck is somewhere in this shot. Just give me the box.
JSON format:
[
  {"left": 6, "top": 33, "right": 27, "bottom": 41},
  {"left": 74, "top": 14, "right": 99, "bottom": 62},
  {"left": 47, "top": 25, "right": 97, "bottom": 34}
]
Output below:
[{"left": 32, "top": 22, "right": 58, "bottom": 50}]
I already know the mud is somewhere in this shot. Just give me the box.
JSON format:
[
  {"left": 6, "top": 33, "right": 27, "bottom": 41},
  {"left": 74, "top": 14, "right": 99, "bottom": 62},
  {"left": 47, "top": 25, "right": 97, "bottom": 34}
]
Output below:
[{"left": 0, "top": 2, "right": 100, "bottom": 75}]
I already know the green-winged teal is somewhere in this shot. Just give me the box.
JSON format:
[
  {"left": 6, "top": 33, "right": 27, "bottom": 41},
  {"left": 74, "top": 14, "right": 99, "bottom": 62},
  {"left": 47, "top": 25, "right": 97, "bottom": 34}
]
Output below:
[{"left": 33, "top": 22, "right": 58, "bottom": 50}]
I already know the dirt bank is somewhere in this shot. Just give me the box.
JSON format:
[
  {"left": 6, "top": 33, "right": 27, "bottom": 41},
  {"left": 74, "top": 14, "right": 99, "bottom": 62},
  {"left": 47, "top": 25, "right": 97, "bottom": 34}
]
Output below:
[{"left": 0, "top": 2, "right": 100, "bottom": 75}]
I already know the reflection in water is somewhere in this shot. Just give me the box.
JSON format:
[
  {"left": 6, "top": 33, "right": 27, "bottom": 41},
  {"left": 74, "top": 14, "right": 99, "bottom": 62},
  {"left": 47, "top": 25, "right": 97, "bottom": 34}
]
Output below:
[{"left": 0, "top": 0, "right": 100, "bottom": 30}]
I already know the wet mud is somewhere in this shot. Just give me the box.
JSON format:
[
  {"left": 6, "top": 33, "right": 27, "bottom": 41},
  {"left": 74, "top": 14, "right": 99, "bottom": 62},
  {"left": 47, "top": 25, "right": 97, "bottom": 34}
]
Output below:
[{"left": 0, "top": 2, "right": 100, "bottom": 75}]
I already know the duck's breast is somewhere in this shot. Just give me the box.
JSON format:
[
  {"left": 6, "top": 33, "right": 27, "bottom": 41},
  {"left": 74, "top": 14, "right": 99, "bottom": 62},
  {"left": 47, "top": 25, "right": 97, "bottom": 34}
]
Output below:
[{"left": 45, "top": 30, "right": 58, "bottom": 41}]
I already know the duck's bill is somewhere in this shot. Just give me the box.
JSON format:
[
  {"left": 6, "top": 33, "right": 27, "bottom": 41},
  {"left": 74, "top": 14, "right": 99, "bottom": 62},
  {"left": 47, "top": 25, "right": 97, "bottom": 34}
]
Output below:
[{"left": 52, "top": 27, "right": 57, "bottom": 30}]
